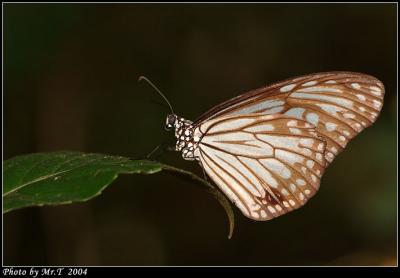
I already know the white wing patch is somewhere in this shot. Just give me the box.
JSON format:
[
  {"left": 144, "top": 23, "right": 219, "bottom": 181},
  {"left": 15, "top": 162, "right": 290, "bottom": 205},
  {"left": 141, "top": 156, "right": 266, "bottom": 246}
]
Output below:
[
  {"left": 226, "top": 100, "right": 286, "bottom": 116},
  {"left": 201, "top": 132, "right": 274, "bottom": 158},
  {"left": 197, "top": 114, "right": 326, "bottom": 221}
]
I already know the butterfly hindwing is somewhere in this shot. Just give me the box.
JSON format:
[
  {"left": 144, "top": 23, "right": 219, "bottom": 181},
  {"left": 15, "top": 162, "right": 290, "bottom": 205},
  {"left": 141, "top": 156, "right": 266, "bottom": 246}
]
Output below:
[{"left": 195, "top": 114, "right": 326, "bottom": 220}]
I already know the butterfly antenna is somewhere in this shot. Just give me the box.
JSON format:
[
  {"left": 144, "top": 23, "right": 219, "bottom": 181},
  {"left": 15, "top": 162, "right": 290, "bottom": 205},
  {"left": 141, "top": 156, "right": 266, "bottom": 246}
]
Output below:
[{"left": 138, "top": 76, "right": 174, "bottom": 114}]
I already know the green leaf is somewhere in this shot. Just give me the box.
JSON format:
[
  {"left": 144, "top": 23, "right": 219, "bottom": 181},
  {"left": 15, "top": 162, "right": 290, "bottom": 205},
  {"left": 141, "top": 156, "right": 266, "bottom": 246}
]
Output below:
[{"left": 3, "top": 151, "right": 235, "bottom": 238}]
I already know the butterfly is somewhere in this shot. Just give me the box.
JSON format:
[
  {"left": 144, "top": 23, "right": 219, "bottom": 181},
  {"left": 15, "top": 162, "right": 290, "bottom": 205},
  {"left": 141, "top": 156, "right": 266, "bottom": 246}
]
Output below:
[{"left": 140, "top": 72, "right": 385, "bottom": 221}]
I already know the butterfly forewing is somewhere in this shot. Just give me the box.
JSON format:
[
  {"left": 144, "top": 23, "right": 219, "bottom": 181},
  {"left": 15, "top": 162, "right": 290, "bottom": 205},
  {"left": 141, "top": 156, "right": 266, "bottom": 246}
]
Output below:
[
  {"left": 195, "top": 72, "right": 385, "bottom": 165},
  {"left": 195, "top": 114, "right": 326, "bottom": 220}
]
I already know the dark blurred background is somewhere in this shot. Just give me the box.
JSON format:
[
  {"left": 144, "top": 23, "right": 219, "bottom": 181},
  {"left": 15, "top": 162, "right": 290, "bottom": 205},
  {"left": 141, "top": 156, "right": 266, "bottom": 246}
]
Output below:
[{"left": 3, "top": 3, "right": 397, "bottom": 266}]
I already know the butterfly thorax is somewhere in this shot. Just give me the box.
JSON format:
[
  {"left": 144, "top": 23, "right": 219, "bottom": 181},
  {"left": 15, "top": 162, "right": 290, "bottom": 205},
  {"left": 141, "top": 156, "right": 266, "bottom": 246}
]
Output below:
[{"left": 173, "top": 116, "right": 200, "bottom": 161}]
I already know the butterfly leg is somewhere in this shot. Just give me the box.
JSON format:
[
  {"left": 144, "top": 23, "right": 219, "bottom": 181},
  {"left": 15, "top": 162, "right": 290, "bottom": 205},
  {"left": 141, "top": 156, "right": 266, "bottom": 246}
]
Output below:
[{"left": 146, "top": 142, "right": 175, "bottom": 161}]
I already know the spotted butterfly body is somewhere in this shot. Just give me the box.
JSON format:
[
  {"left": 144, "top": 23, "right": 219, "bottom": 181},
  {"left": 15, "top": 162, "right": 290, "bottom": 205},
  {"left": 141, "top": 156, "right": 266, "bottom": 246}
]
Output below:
[
  {"left": 173, "top": 117, "right": 197, "bottom": 160},
  {"left": 165, "top": 72, "right": 384, "bottom": 220}
]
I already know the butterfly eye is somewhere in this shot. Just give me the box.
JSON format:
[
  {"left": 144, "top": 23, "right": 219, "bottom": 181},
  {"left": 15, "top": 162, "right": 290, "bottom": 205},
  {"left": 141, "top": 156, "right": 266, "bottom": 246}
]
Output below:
[{"left": 165, "top": 121, "right": 173, "bottom": 130}]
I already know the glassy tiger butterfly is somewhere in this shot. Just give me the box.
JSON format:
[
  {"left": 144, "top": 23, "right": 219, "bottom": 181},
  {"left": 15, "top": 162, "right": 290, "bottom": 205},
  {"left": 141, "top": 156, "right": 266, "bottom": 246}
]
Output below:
[{"left": 140, "top": 72, "right": 385, "bottom": 221}]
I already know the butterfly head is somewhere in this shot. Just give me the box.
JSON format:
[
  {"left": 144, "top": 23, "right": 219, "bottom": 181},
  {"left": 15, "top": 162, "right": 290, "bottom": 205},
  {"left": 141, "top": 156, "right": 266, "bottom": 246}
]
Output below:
[
  {"left": 165, "top": 114, "right": 177, "bottom": 131},
  {"left": 138, "top": 76, "right": 200, "bottom": 161}
]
